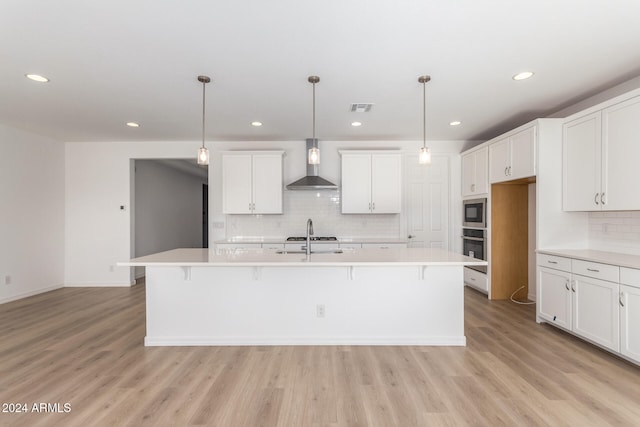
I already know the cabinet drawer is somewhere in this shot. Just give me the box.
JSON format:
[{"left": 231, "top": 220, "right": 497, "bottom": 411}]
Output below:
[
  {"left": 537, "top": 254, "right": 571, "bottom": 272},
  {"left": 464, "top": 268, "right": 488, "bottom": 293},
  {"left": 620, "top": 267, "right": 640, "bottom": 289},
  {"left": 572, "top": 259, "right": 619, "bottom": 282}
]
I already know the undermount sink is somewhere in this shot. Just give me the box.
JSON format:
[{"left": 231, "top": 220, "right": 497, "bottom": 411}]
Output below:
[{"left": 276, "top": 249, "right": 344, "bottom": 255}]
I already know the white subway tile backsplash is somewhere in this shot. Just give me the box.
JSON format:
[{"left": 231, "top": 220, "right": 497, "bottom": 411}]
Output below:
[
  {"left": 226, "top": 190, "right": 401, "bottom": 239},
  {"left": 589, "top": 211, "right": 640, "bottom": 255}
]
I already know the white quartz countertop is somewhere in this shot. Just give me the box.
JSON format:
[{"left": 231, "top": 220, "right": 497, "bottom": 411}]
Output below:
[
  {"left": 214, "top": 237, "right": 409, "bottom": 245},
  {"left": 537, "top": 249, "right": 640, "bottom": 270},
  {"left": 119, "top": 247, "right": 487, "bottom": 267}
]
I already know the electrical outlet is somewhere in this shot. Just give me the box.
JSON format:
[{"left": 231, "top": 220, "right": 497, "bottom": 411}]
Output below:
[
  {"left": 5, "top": 275, "right": 12, "bottom": 285},
  {"left": 316, "top": 304, "right": 325, "bottom": 318}
]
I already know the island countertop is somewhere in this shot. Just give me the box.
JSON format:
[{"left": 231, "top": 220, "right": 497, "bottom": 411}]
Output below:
[{"left": 119, "top": 247, "right": 487, "bottom": 268}]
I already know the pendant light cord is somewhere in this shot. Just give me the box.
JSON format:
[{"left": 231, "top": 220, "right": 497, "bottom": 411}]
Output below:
[
  {"left": 422, "top": 80, "right": 426, "bottom": 149},
  {"left": 201, "top": 80, "right": 206, "bottom": 149},
  {"left": 312, "top": 80, "right": 316, "bottom": 141}
]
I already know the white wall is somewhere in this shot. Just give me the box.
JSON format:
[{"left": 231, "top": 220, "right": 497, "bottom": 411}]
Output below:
[
  {"left": 65, "top": 139, "right": 466, "bottom": 286},
  {"left": 0, "top": 125, "right": 65, "bottom": 303},
  {"left": 134, "top": 160, "right": 207, "bottom": 278}
]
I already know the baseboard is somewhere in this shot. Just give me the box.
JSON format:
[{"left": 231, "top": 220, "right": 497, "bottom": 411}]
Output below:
[
  {"left": 0, "top": 284, "right": 64, "bottom": 305},
  {"left": 65, "top": 282, "right": 132, "bottom": 288}
]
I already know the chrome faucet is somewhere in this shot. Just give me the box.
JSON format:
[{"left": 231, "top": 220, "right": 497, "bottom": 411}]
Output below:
[{"left": 306, "top": 218, "right": 314, "bottom": 256}]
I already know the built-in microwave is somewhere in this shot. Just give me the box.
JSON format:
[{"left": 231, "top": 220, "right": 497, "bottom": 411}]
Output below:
[{"left": 463, "top": 198, "right": 487, "bottom": 228}]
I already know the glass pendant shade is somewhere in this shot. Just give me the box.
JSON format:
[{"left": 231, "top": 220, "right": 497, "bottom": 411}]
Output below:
[
  {"left": 197, "top": 146, "right": 210, "bottom": 165},
  {"left": 308, "top": 146, "right": 320, "bottom": 165},
  {"left": 419, "top": 146, "right": 431, "bottom": 165}
]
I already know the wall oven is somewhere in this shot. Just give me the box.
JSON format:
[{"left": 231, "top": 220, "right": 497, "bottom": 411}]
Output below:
[
  {"left": 463, "top": 198, "right": 487, "bottom": 228},
  {"left": 462, "top": 228, "right": 487, "bottom": 273}
]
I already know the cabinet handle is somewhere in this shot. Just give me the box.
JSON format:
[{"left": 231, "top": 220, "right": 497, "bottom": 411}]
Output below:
[
  {"left": 369, "top": 202, "right": 372, "bottom": 211},
  {"left": 620, "top": 292, "right": 625, "bottom": 307},
  {"left": 372, "top": 202, "right": 375, "bottom": 211},
  {"left": 601, "top": 192, "right": 606, "bottom": 205},
  {"left": 508, "top": 166, "right": 512, "bottom": 176},
  {"left": 594, "top": 193, "right": 599, "bottom": 205},
  {"left": 547, "top": 260, "right": 558, "bottom": 264},
  {"left": 504, "top": 167, "right": 508, "bottom": 176},
  {"left": 571, "top": 280, "right": 576, "bottom": 292},
  {"left": 471, "top": 184, "right": 475, "bottom": 192},
  {"left": 586, "top": 268, "right": 600, "bottom": 273},
  {"left": 565, "top": 280, "right": 570, "bottom": 291}
]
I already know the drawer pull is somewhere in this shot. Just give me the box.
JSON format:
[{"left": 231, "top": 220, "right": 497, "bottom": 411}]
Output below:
[
  {"left": 547, "top": 260, "right": 558, "bottom": 264},
  {"left": 586, "top": 268, "right": 600, "bottom": 273}
]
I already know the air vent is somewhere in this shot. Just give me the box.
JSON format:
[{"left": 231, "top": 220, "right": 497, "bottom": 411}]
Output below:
[{"left": 350, "top": 103, "right": 373, "bottom": 113}]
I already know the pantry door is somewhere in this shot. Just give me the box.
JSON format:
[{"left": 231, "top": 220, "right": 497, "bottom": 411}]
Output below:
[{"left": 405, "top": 155, "right": 450, "bottom": 249}]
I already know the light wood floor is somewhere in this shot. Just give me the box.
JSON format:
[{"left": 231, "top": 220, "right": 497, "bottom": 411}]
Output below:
[{"left": 1, "top": 284, "right": 639, "bottom": 427}]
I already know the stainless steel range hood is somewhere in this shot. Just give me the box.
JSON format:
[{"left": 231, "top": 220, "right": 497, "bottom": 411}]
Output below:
[{"left": 286, "top": 139, "right": 338, "bottom": 190}]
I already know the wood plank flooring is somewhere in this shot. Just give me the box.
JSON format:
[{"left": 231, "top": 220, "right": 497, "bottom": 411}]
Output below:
[{"left": 1, "top": 284, "right": 639, "bottom": 426}]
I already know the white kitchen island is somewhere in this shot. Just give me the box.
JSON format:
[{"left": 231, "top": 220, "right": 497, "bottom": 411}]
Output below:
[{"left": 119, "top": 247, "right": 486, "bottom": 347}]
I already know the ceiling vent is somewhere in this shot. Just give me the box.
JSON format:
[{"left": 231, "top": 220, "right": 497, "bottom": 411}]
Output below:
[{"left": 350, "top": 103, "right": 373, "bottom": 113}]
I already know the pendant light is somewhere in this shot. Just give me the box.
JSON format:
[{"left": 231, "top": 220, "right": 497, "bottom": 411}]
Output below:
[
  {"left": 197, "top": 75, "right": 211, "bottom": 166},
  {"left": 308, "top": 76, "right": 320, "bottom": 165},
  {"left": 418, "top": 75, "right": 432, "bottom": 165}
]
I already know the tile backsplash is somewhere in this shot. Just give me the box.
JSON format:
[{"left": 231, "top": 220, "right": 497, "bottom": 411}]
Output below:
[
  {"left": 225, "top": 190, "right": 401, "bottom": 239},
  {"left": 589, "top": 211, "right": 640, "bottom": 255}
]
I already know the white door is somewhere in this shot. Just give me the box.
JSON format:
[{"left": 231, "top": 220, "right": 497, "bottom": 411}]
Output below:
[
  {"left": 222, "top": 154, "right": 253, "bottom": 214},
  {"left": 488, "top": 137, "right": 510, "bottom": 183},
  {"left": 252, "top": 154, "right": 283, "bottom": 214},
  {"left": 572, "top": 274, "right": 619, "bottom": 351},
  {"left": 620, "top": 284, "right": 640, "bottom": 363},
  {"left": 341, "top": 154, "right": 372, "bottom": 213},
  {"left": 405, "top": 155, "right": 450, "bottom": 249},
  {"left": 537, "top": 267, "right": 572, "bottom": 330},
  {"left": 602, "top": 96, "right": 640, "bottom": 210},
  {"left": 562, "top": 112, "right": 602, "bottom": 211},
  {"left": 510, "top": 126, "right": 536, "bottom": 180},
  {"left": 371, "top": 154, "right": 402, "bottom": 213}
]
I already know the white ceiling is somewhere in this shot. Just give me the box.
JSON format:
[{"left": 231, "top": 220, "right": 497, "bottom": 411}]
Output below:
[{"left": 2, "top": 0, "right": 640, "bottom": 144}]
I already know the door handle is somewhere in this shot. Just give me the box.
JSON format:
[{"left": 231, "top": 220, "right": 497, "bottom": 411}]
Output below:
[{"left": 595, "top": 193, "right": 599, "bottom": 205}]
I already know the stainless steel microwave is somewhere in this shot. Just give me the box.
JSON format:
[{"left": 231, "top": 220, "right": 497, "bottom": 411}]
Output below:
[{"left": 463, "top": 198, "right": 486, "bottom": 228}]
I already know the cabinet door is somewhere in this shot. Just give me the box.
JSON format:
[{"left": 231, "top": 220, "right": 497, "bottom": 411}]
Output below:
[
  {"left": 602, "top": 96, "right": 640, "bottom": 210},
  {"left": 341, "top": 154, "right": 372, "bottom": 213},
  {"left": 562, "top": 112, "right": 602, "bottom": 211},
  {"left": 620, "top": 284, "right": 640, "bottom": 363},
  {"left": 252, "top": 154, "right": 283, "bottom": 214},
  {"left": 510, "top": 126, "right": 536, "bottom": 180},
  {"left": 537, "top": 267, "right": 572, "bottom": 330},
  {"left": 474, "top": 147, "right": 488, "bottom": 194},
  {"left": 461, "top": 152, "right": 476, "bottom": 197},
  {"left": 572, "top": 274, "right": 619, "bottom": 351},
  {"left": 489, "top": 138, "right": 510, "bottom": 183},
  {"left": 222, "top": 155, "right": 253, "bottom": 214},
  {"left": 371, "top": 154, "right": 401, "bottom": 213}
]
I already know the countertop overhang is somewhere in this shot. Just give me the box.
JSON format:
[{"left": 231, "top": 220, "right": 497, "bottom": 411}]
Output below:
[{"left": 119, "top": 247, "right": 487, "bottom": 268}]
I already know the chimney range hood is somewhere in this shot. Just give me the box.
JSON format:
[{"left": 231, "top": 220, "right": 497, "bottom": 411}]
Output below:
[{"left": 286, "top": 139, "right": 338, "bottom": 190}]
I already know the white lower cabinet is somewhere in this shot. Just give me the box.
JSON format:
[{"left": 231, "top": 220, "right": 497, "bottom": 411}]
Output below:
[
  {"left": 361, "top": 243, "right": 407, "bottom": 249},
  {"left": 536, "top": 253, "right": 640, "bottom": 363},
  {"left": 464, "top": 267, "right": 488, "bottom": 294},
  {"left": 572, "top": 274, "right": 619, "bottom": 351}
]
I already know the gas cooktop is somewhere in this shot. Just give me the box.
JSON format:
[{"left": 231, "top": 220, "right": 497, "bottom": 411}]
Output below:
[{"left": 286, "top": 236, "right": 338, "bottom": 242}]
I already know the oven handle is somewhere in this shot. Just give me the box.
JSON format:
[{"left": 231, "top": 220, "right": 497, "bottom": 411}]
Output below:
[{"left": 461, "top": 236, "right": 485, "bottom": 241}]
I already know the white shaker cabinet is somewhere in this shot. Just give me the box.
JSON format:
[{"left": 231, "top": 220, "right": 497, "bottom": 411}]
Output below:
[
  {"left": 489, "top": 126, "right": 536, "bottom": 183},
  {"left": 620, "top": 284, "right": 640, "bottom": 363},
  {"left": 461, "top": 146, "right": 488, "bottom": 197},
  {"left": 222, "top": 151, "right": 283, "bottom": 214},
  {"left": 572, "top": 273, "right": 619, "bottom": 352},
  {"left": 537, "top": 265, "right": 572, "bottom": 331},
  {"left": 563, "top": 94, "right": 640, "bottom": 211},
  {"left": 341, "top": 151, "right": 402, "bottom": 214}
]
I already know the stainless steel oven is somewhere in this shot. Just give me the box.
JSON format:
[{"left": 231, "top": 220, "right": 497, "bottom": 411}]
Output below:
[
  {"left": 462, "top": 227, "right": 487, "bottom": 273},
  {"left": 463, "top": 198, "right": 487, "bottom": 228}
]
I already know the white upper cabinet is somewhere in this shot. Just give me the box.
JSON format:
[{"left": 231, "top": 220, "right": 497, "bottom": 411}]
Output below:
[
  {"left": 461, "top": 146, "right": 488, "bottom": 197},
  {"left": 489, "top": 125, "right": 536, "bottom": 183},
  {"left": 341, "top": 151, "right": 402, "bottom": 214},
  {"left": 563, "top": 94, "right": 640, "bottom": 211},
  {"left": 222, "top": 151, "right": 283, "bottom": 214}
]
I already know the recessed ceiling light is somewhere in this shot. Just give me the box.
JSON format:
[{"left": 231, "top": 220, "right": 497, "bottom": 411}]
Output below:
[
  {"left": 351, "top": 121, "right": 362, "bottom": 127},
  {"left": 126, "top": 122, "right": 140, "bottom": 128},
  {"left": 25, "top": 74, "right": 49, "bottom": 83},
  {"left": 251, "top": 121, "right": 263, "bottom": 127},
  {"left": 449, "top": 121, "right": 462, "bottom": 126},
  {"left": 513, "top": 71, "right": 534, "bottom": 81}
]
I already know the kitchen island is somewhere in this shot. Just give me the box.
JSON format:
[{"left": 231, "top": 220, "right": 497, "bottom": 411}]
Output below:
[{"left": 119, "top": 247, "right": 486, "bottom": 346}]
